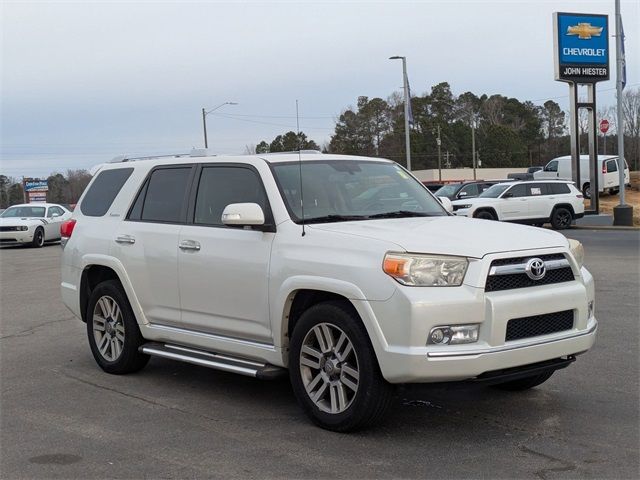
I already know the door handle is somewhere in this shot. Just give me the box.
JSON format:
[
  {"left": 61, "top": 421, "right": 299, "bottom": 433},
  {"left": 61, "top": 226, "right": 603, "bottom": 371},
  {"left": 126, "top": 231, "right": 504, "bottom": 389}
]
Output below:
[
  {"left": 115, "top": 235, "right": 135, "bottom": 244},
  {"left": 179, "top": 240, "right": 201, "bottom": 251}
]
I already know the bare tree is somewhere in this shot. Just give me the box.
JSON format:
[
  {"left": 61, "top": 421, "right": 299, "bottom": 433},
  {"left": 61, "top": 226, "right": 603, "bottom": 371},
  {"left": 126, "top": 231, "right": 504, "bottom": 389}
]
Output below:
[
  {"left": 244, "top": 144, "right": 256, "bottom": 154},
  {"left": 622, "top": 88, "right": 640, "bottom": 170}
]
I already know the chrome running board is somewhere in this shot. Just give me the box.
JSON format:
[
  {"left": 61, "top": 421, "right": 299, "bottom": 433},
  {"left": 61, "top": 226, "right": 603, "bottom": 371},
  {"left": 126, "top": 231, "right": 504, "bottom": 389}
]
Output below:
[{"left": 139, "top": 342, "right": 286, "bottom": 380}]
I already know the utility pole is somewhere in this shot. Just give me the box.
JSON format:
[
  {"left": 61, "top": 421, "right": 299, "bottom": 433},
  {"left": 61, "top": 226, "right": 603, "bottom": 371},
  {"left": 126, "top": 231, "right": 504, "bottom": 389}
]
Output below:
[
  {"left": 437, "top": 125, "right": 442, "bottom": 181},
  {"left": 389, "top": 56, "right": 411, "bottom": 171},
  {"left": 202, "top": 108, "right": 208, "bottom": 149},
  {"left": 471, "top": 118, "right": 477, "bottom": 180},
  {"left": 613, "top": 0, "right": 632, "bottom": 225}
]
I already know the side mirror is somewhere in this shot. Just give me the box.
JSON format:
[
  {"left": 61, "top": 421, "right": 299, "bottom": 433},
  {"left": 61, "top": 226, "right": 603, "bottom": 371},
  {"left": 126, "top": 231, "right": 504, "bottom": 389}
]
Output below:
[
  {"left": 438, "top": 196, "right": 454, "bottom": 214},
  {"left": 457, "top": 191, "right": 468, "bottom": 198},
  {"left": 502, "top": 192, "right": 513, "bottom": 198},
  {"left": 222, "top": 203, "right": 265, "bottom": 227}
]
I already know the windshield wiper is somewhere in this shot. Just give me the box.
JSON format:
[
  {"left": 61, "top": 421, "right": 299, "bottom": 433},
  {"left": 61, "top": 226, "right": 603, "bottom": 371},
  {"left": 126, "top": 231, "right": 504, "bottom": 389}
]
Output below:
[
  {"left": 365, "top": 210, "right": 439, "bottom": 219},
  {"left": 303, "top": 214, "right": 368, "bottom": 224}
]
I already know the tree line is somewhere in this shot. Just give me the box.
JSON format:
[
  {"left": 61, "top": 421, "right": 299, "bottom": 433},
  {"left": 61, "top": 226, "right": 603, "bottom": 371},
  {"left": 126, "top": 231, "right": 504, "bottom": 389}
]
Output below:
[
  {"left": 251, "top": 83, "right": 640, "bottom": 172},
  {"left": 0, "top": 170, "right": 92, "bottom": 209}
]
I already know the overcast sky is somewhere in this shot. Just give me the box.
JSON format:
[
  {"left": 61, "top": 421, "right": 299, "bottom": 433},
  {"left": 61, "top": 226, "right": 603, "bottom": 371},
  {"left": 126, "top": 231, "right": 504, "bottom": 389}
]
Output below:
[{"left": 2, "top": 0, "right": 638, "bottom": 178}]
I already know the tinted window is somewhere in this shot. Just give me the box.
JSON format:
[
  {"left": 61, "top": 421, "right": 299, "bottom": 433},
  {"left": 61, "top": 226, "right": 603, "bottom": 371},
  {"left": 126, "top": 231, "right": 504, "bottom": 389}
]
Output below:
[
  {"left": 549, "top": 183, "right": 571, "bottom": 194},
  {"left": 81, "top": 168, "right": 133, "bottom": 217},
  {"left": 606, "top": 159, "right": 617, "bottom": 173},
  {"left": 194, "top": 167, "right": 268, "bottom": 226},
  {"left": 545, "top": 161, "right": 558, "bottom": 172},
  {"left": 505, "top": 184, "right": 527, "bottom": 197},
  {"left": 140, "top": 167, "right": 192, "bottom": 223},
  {"left": 527, "top": 183, "right": 549, "bottom": 196},
  {"left": 47, "top": 206, "right": 65, "bottom": 217},
  {"left": 458, "top": 184, "right": 479, "bottom": 197},
  {"left": 0, "top": 206, "right": 46, "bottom": 218}
]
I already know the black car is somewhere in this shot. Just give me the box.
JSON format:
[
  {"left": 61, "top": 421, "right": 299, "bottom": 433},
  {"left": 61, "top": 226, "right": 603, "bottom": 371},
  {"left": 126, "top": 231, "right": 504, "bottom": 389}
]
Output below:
[{"left": 434, "top": 181, "right": 498, "bottom": 200}]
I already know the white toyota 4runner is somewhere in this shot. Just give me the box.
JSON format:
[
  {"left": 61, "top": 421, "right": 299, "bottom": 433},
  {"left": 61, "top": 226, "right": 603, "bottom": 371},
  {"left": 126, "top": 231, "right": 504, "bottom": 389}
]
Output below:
[{"left": 60, "top": 152, "right": 597, "bottom": 432}]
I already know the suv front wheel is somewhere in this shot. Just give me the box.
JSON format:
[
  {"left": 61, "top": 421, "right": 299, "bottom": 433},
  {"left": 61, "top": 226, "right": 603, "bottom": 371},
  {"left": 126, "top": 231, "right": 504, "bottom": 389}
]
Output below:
[
  {"left": 86, "top": 280, "right": 149, "bottom": 374},
  {"left": 289, "top": 301, "right": 394, "bottom": 432}
]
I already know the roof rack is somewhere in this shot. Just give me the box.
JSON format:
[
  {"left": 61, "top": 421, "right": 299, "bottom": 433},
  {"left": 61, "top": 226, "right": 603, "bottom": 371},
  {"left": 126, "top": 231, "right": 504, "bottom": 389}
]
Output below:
[
  {"left": 258, "top": 150, "right": 323, "bottom": 156},
  {"left": 109, "top": 148, "right": 217, "bottom": 163}
]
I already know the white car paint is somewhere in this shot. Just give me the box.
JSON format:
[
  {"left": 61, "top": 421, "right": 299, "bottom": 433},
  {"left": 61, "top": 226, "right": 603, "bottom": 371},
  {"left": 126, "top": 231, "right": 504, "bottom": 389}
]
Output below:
[
  {"left": 61, "top": 154, "right": 596, "bottom": 385},
  {"left": 534, "top": 155, "right": 630, "bottom": 195},
  {"left": 0, "top": 203, "right": 71, "bottom": 245},
  {"left": 451, "top": 180, "right": 585, "bottom": 227}
]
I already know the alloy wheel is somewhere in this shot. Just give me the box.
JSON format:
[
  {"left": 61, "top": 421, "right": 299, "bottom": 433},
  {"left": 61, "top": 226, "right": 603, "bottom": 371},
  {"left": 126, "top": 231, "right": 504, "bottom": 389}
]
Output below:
[
  {"left": 299, "top": 323, "right": 359, "bottom": 414},
  {"left": 92, "top": 295, "right": 125, "bottom": 362}
]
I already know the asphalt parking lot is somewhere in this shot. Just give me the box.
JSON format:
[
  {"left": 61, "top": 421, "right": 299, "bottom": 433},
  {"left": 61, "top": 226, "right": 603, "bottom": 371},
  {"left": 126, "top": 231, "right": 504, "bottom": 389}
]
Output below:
[{"left": 1, "top": 230, "right": 638, "bottom": 479}]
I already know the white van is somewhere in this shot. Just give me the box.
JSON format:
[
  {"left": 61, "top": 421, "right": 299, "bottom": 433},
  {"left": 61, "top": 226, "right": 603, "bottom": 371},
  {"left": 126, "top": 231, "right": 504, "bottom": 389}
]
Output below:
[{"left": 534, "top": 155, "right": 630, "bottom": 199}]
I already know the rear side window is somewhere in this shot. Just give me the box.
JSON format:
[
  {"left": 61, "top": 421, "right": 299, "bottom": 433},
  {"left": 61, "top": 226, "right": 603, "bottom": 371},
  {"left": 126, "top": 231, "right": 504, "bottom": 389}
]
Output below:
[
  {"left": 131, "top": 167, "right": 192, "bottom": 223},
  {"left": 81, "top": 168, "right": 133, "bottom": 217},
  {"left": 527, "top": 183, "right": 549, "bottom": 196},
  {"left": 549, "top": 183, "right": 571, "bottom": 194},
  {"left": 606, "top": 159, "right": 617, "bottom": 173},
  {"left": 194, "top": 166, "right": 269, "bottom": 226}
]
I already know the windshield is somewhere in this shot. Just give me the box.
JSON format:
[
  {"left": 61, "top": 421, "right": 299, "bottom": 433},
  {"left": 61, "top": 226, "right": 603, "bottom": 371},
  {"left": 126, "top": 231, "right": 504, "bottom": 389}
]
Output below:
[
  {"left": 271, "top": 160, "right": 446, "bottom": 223},
  {"left": 479, "top": 184, "right": 510, "bottom": 198},
  {"left": 0, "top": 206, "right": 46, "bottom": 218},
  {"left": 434, "top": 184, "right": 460, "bottom": 198}
]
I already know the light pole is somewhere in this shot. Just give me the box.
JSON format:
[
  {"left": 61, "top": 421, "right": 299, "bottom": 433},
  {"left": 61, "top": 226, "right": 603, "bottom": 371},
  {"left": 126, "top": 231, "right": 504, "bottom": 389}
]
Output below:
[
  {"left": 389, "top": 56, "right": 411, "bottom": 171},
  {"left": 471, "top": 116, "right": 477, "bottom": 180},
  {"left": 202, "top": 102, "right": 238, "bottom": 148}
]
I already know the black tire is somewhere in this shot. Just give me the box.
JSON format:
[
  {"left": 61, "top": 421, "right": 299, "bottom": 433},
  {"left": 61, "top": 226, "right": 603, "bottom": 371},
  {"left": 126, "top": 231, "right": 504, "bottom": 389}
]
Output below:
[
  {"left": 550, "top": 207, "right": 573, "bottom": 230},
  {"left": 532, "top": 223, "right": 544, "bottom": 228},
  {"left": 609, "top": 187, "right": 619, "bottom": 195},
  {"left": 490, "top": 370, "right": 554, "bottom": 391},
  {"left": 86, "top": 279, "right": 149, "bottom": 374},
  {"left": 474, "top": 210, "right": 497, "bottom": 221},
  {"left": 289, "top": 301, "right": 394, "bottom": 432},
  {"left": 31, "top": 227, "right": 44, "bottom": 248},
  {"left": 582, "top": 183, "right": 591, "bottom": 199}
]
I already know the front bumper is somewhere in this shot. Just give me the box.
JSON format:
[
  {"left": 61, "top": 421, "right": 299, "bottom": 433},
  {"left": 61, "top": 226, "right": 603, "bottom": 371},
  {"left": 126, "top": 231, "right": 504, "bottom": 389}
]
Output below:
[
  {"left": 364, "top": 260, "right": 597, "bottom": 383},
  {"left": 0, "top": 230, "right": 34, "bottom": 244}
]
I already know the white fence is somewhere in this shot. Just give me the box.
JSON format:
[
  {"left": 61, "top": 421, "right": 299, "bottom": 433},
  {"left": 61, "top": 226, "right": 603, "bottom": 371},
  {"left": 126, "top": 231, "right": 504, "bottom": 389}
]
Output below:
[{"left": 412, "top": 168, "right": 527, "bottom": 183}]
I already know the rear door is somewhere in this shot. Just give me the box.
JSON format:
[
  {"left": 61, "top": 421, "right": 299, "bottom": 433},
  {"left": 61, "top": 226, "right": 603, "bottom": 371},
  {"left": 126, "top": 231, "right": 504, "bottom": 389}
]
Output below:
[
  {"left": 525, "top": 183, "right": 551, "bottom": 218},
  {"left": 44, "top": 206, "right": 66, "bottom": 240},
  {"left": 177, "top": 164, "right": 275, "bottom": 343},
  {"left": 111, "top": 165, "right": 194, "bottom": 327},
  {"left": 603, "top": 158, "right": 619, "bottom": 189}
]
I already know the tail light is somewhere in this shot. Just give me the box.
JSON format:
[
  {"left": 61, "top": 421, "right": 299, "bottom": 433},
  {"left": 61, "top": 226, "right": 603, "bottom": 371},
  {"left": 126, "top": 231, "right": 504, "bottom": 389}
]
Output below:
[
  {"left": 576, "top": 194, "right": 584, "bottom": 198},
  {"left": 60, "top": 219, "right": 76, "bottom": 248},
  {"left": 602, "top": 163, "right": 607, "bottom": 174}
]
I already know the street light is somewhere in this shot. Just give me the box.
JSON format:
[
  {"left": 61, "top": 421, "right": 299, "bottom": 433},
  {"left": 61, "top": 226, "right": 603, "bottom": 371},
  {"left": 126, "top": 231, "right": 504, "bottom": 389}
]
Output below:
[
  {"left": 202, "top": 102, "right": 238, "bottom": 148},
  {"left": 389, "top": 56, "right": 411, "bottom": 171}
]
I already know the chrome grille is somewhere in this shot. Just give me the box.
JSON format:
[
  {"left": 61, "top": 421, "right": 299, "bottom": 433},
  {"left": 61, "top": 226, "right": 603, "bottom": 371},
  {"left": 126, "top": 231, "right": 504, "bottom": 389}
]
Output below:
[{"left": 485, "top": 254, "right": 574, "bottom": 292}]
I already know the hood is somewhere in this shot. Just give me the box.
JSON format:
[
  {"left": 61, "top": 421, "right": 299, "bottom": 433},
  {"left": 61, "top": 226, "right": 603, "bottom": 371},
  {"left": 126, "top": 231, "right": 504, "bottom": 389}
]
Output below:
[
  {"left": 308, "top": 215, "right": 568, "bottom": 258},
  {"left": 0, "top": 217, "right": 45, "bottom": 226}
]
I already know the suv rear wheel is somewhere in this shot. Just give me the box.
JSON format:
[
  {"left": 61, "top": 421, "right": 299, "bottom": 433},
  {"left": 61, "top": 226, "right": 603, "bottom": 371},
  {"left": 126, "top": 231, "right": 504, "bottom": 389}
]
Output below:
[
  {"left": 551, "top": 207, "right": 573, "bottom": 230},
  {"left": 289, "top": 301, "right": 394, "bottom": 432},
  {"left": 87, "top": 280, "right": 149, "bottom": 374}
]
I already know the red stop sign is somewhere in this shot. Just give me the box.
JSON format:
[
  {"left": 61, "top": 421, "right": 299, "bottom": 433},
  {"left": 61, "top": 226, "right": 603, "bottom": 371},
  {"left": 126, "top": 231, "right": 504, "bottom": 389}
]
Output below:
[{"left": 600, "top": 119, "right": 610, "bottom": 134}]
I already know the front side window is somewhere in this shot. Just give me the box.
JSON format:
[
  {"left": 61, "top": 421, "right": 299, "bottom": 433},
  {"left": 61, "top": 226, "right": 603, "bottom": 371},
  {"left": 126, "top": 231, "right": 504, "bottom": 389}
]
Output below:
[
  {"left": 606, "top": 159, "right": 617, "bottom": 173},
  {"left": 133, "top": 167, "right": 192, "bottom": 223},
  {"left": 81, "top": 168, "right": 133, "bottom": 217},
  {"left": 194, "top": 166, "right": 269, "bottom": 226},
  {"left": 271, "top": 160, "right": 446, "bottom": 223},
  {"left": 505, "top": 184, "right": 527, "bottom": 198},
  {"left": 545, "top": 161, "right": 558, "bottom": 172},
  {"left": 0, "top": 206, "right": 46, "bottom": 218}
]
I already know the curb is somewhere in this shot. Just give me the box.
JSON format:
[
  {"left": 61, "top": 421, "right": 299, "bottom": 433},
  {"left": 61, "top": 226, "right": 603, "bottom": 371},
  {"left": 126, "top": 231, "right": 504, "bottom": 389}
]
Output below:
[{"left": 570, "top": 225, "right": 640, "bottom": 231}]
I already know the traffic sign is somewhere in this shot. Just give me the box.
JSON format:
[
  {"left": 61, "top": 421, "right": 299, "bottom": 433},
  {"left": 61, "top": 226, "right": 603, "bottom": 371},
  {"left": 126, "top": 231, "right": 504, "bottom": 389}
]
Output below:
[{"left": 600, "top": 119, "right": 610, "bottom": 134}]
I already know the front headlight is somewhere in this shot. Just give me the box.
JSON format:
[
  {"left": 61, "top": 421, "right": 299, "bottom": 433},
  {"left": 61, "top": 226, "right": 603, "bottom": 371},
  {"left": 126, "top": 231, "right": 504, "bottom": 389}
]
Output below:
[
  {"left": 383, "top": 253, "right": 468, "bottom": 286},
  {"left": 457, "top": 204, "right": 472, "bottom": 209},
  {"left": 568, "top": 239, "right": 584, "bottom": 269},
  {"left": 17, "top": 226, "right": 29, "bottom": 231}
]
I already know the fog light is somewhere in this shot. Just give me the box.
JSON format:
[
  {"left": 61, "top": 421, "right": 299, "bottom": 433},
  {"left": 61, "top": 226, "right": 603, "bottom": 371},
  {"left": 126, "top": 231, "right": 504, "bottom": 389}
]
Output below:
[
  {"left": 428, "top": 324, "right": 479, "bottom": 345},
  {"left": 588, "top": 301, "right": 594, "bottom": 319}
]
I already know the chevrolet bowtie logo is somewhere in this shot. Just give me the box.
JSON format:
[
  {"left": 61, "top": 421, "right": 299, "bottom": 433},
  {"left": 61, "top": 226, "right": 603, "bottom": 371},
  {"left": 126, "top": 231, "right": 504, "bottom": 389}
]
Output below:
[{"left": 566, "top": 22, "right": 603, "bottom": 40}]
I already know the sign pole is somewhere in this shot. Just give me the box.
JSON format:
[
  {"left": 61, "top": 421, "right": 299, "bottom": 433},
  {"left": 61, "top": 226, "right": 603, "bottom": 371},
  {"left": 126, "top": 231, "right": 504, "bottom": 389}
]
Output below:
[
  {"left": 587, "top": 84, "right": 599, "bottom": 213},
  {"left": 613, "top": 0, "right": 633, "bottom": 225},
  {"left": 568, "top": 84, "right": 581, "bottom": 193}
]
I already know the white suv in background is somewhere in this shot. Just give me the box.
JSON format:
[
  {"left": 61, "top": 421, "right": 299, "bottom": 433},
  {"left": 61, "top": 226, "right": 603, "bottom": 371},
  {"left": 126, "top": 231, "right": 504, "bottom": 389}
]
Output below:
[
  {"left": 452, "top": 180, "right": 585, "bottom": 229},
  {"left": 60, "top": 152, "right": 597, "bottom": 432}
]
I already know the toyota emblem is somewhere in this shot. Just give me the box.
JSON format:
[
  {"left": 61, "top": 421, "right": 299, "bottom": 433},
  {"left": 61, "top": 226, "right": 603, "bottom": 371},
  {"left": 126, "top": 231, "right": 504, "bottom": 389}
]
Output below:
[{"left": 525, "top": 258, "right": 546, "bottom": 280}]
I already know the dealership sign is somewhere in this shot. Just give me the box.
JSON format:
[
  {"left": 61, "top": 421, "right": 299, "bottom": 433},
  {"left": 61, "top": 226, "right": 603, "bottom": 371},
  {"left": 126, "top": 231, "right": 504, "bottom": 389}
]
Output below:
[
  {"left": 554, "top": 12, "right": 609, "bottom": 83},
  {"left": 24, "top": 180, "right": 49, "bottom": 192}
]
